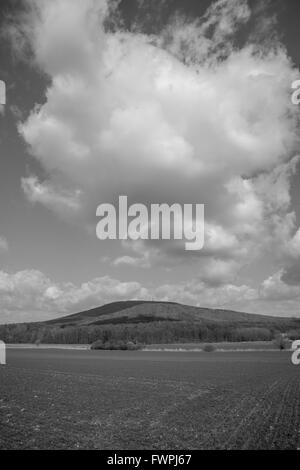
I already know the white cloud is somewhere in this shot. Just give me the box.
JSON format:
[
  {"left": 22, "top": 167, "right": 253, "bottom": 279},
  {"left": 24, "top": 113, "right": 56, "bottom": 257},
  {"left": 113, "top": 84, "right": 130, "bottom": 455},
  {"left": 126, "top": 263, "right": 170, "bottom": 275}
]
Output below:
[
  {"left": 1, "top": 265, "right": 300, "bottom": 323},
  {"left": 21, "top": 175, "right": 82, "bottom": 215},
  {"left": 4, "top": 0, "right": 300, "bottom": 301},
  {"left": 197, "top": 259, "right": 240, "bottom": 286},
  {"left": 159, "top": 0, "right": 251, "bottom": 66},
  {"left": 0, "top": 269, "right": 148, "bottom": 323},
  {"left": 285, "top": 228, "right": 300, "bottom": 259},
  {"left": 0, "top": 237, "right": 8, "bottom": 253},
  {"left": 112, "top": 255, "right": 151, "bottom": 269}
]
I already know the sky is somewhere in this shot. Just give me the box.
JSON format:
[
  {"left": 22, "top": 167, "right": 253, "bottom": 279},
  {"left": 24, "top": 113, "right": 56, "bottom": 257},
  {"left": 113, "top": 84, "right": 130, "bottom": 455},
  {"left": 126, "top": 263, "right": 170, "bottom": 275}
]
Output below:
[{"left": 0, "top": 0, "right": 300, "bottom": 323}]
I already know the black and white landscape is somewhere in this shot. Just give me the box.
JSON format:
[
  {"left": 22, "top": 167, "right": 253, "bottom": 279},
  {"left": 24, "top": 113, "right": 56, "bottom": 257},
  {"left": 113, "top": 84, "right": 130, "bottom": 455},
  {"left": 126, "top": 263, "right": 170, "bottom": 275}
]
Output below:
[{"left": 0, "top": 0, "right": 300, "bottom": 452}]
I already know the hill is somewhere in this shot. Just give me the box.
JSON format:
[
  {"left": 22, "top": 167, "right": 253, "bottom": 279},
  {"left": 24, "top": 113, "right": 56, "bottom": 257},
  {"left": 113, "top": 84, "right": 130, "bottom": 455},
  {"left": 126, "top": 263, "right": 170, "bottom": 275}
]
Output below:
[
  {"left": 1, "top": 300, "right": 299, "bottom": 345},
  {"left": 44, "top": 300, "right": 290, "bottom": 327}
]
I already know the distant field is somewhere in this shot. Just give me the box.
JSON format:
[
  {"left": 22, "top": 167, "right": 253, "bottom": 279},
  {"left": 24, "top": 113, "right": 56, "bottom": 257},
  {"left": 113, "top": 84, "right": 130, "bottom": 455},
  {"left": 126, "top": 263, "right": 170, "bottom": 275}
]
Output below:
[
  {"left": 6, "top": 340, "right": 278, "bottom": 351},
  {"left": 143, "top": 341, "right": 278, "bottom": 351},
  {"left": 0, "top": 349, "right": 299, "bottom": 449},
  {"left": 6, "top": 343, "right": 90, "bottom": 350}
]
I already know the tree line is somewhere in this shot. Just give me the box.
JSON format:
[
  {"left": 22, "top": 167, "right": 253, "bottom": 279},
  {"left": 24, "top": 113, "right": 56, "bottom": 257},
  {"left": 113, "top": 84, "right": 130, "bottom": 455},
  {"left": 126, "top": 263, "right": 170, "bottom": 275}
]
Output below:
[{"left": 0, "top": 318, "right": 300, "bottom": 345}]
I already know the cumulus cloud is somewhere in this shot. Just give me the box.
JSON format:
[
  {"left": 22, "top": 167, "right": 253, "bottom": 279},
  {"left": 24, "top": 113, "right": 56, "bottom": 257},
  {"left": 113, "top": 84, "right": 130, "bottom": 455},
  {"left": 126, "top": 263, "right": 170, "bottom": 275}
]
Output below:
[
  {"left": 21, "top": 175, "right": 82, "bottom": 215},
  {"left": 197, "top": 259, "right": 240, "bottom": 286},
  {"left": 0, "top": 269, "right": 149, "bottom": 323},
  {"left": 112, "top": 255, "right": 151, "bottom": 269},
  {"left": 259, "top": 270, "right": 300, "bottom": 301},
  {"left": 0, "top": 237, "right": 8, "bottom": 253},
  {"left": 279, "top": 227, "right": 300, "bottom": 287},
  {"left": 0, "top": 79, "right": 5, "bottom": 114},
  {"left": 1, "top": 266, "right": 299, "bottom": 324},
  {"left": 4, "top": 0, "right": 300, "bottom": 308}
]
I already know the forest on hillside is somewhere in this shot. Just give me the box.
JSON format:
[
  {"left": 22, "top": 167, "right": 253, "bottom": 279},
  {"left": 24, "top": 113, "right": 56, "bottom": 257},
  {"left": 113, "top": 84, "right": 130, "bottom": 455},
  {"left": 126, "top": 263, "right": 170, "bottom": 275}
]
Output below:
[{"left": 1, "top": 318, "right": 300, "bottom": 345}]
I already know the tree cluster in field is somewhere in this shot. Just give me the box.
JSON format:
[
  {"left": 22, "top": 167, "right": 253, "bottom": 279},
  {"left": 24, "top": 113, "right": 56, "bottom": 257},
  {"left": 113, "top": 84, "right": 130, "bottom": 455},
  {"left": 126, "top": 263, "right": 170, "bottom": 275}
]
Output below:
[
  {"left": 90, "top": 339, "right": 142, "bottom": 350},
  {"left": 0, "top": 317, "right": 300, "bottom": 347}
]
